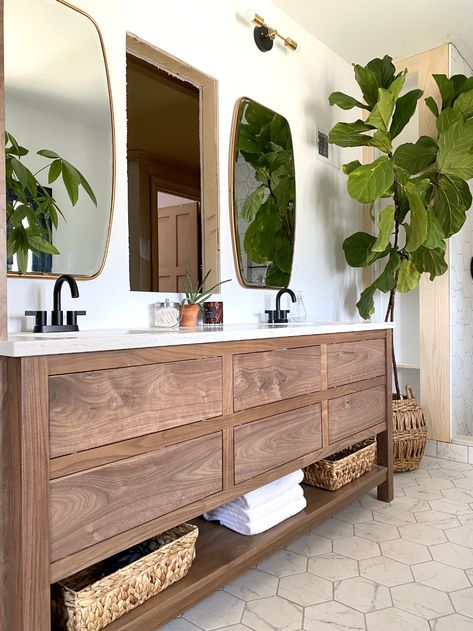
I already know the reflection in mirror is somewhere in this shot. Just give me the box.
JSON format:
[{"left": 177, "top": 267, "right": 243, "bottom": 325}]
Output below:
[
  {"left": 231, "top": 98, "right": 295, "bottom": 288},
  {"left": 127, "top": 54, "right": 201, "bottom": 292},
  {"left": 5, "top": 0, "right": 114, "bottom": 278}
]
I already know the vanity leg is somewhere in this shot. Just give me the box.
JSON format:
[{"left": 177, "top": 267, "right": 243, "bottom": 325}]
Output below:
[
  {"left": 4, "top": 357, "right": 51, "bottom": 631},
  {"left": 377, "top": 329, "right": 394, "bottom": 502}
]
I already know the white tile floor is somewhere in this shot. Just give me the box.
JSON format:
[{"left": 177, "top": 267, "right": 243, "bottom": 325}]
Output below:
[{"left": 159, "top": 455, "right": 473, "bottom": 631}]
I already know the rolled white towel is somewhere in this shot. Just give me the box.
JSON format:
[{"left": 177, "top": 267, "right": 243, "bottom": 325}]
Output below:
[
  {"left": 231, "top": 470, "right": 304, "bottom": 510},
  {"left": 208, "top": 484, "right": 304, "bottom": 524},
  {"left": 204, "top": 494, "right": 307, "bottom": 536}
]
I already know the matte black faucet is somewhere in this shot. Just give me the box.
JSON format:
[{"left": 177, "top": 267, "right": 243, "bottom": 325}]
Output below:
[
  {"left": 265, "top": 288, "right": 297, "bottom": 323},
  {"left": 25, "top": 274, "right": 86, "bottom": 332}
]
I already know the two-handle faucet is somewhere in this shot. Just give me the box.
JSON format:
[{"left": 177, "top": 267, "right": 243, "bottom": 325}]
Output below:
[
  {"left": 25, "top": 274, "right": 86, "bottom": 332},
  {"left": 265, "top": 288, "right": 297, "bottom": 324}
]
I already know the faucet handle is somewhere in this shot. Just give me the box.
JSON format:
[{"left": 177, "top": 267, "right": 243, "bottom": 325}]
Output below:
[
  {"left": 278, "top": 310, "right": 290, "bottom": 323},
  {"left": 25, "top": 310, "right": 48, "bottom": 330},
  {"left": 66, "top": 310, "right": 87, "bottom": 327},
  {"left": 265, "top": 309, "right": 276, "bottom": 324}
]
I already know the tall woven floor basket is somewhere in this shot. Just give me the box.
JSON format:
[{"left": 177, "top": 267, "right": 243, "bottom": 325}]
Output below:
[{"left": 393, "top": 385, "right": 427, "bottom": 472}]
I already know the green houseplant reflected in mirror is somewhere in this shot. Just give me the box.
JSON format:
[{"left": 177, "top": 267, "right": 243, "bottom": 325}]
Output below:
[{"left": 231, "top": 97, "right": 296, "bottom": 288}]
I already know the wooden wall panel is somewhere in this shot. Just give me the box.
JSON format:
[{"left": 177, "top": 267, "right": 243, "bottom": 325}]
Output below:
[
  {"left": 329, "top": 385, "right": 386, "bottom": 444},
  {"left": 234, "top": 404, "right": 322, "bottom": 483},
  {"left": 234, "top": 346, "right": 321, "bottom": 412},
  {"left": 49, "top": 357, "right": 223, "bottom": 457},
  {"left": 50, "top": 432, "right": 223, "bottom": 561},
  {"left": 327, "top": 339, "right": 385, "bottom": 388}
]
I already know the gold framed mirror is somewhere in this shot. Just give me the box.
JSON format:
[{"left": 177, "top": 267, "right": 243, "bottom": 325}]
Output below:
[
  {"left": 230, "top": 97, "right": 296, "bottom": 288},
  {"left": 5, "top": 0, "right": 115, "bottom": 279}
]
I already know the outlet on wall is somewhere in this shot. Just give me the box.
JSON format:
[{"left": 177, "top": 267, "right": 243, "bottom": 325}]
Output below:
[{"left": 314, "top": 125, "right": 341, "bottom": 169}]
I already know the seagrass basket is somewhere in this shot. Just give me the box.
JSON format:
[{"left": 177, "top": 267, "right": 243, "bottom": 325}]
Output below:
[
  {"left": 303, "top": 439, "right": 376, "bottom": 491},
  {"left": 393, "top": 384, "right": 427, "bottom": 472},
  {"left": 53, "top": 523, "right": 198, "bottom": 631}
]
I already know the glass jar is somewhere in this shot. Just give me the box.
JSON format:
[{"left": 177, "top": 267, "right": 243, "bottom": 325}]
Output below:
[
  {"left": 154, "top": 299, "right": 180, "bottom": 328},
  {"left": 290, "top": 290, "right": 307, "bottom": 322}
]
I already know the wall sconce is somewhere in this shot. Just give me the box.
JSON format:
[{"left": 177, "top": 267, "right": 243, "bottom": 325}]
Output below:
[{"left": 245, "top": 10, "right": 299, "bottom": 53}]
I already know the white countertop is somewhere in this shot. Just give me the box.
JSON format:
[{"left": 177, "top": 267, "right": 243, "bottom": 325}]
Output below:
[{"left": 0, "top": 322, "right": 394, "bottom": 357}]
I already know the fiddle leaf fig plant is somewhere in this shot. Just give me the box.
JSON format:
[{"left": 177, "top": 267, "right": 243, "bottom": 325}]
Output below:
[
  {"left": 328, "top": 55, "right": 473, "bottom": 396},
  {"left": 5, "top": 131, "right": 97, "bottom": 273}
]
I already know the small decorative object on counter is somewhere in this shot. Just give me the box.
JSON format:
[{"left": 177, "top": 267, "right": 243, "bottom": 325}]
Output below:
[
  {"left": 180, "top": 264, "right": 231, "bottom": 328},
  {"left": 303, "top": 439, "right": 376, "bottom": 491},
  {"left": 52, "top": 523, "right": 198, "bottom": 631},
  {"left": 290, "top": 290, "right": 307, "bottom": 322},
  {"left": 393, "top": 385, "right": 427, "bottom": 472},
  {"left": 154, "top": 299, "right": 180, "bottom": 328},
  {"left": 203, "top": 301, "right": 224, "bottom": 325}
]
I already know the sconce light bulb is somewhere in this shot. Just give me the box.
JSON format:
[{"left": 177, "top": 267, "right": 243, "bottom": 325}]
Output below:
[{"left": 284, "top": 37, "right": 300, "bottom": 52}]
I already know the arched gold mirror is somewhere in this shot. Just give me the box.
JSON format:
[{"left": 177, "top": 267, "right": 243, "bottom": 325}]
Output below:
[
  {"left": 5, "top": 0, "right": 114, "bottom": 278},
  {"left": 230, "top": 97, "right": 296, "bottom": 288}
]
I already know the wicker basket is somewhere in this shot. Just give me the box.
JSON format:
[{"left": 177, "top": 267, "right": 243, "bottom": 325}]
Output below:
[
  {"left": 53, "top": 523, "right": 198, "bottom": 631},
  {"left": 393, "top": 384, "right": 427, "bottom": 472},
  {"left": 303, "top": 439, "right": 376, "bottom": 491}
]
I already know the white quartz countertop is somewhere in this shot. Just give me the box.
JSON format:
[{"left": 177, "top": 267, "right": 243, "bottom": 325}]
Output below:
[{"left": 0, "top": 322, "right": 394, "bottom": 357}]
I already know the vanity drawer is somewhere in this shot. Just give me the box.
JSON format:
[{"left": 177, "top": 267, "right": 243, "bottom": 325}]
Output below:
[
  {"left": 328, "top": 385, "right": 386, "bottom": 444},
  {"left": 234, "top": 404, "right": 322, "bottom": 483},
  {"left": 49, "top": 357, "right": 223, "bottom": 457},
  {"left": 327, "top": 339, "right": 385, "bottom": 388},
  {"left": 50, "top": 432, "right": 223, "bottom": 561},
  {"left": 233, "top": 346, "right": 321, "bottom": 412}
]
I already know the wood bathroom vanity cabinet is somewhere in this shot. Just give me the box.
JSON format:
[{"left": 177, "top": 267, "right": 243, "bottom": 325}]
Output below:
[{"left": 0, "top": 324, "right": 393, "bottom": 630}]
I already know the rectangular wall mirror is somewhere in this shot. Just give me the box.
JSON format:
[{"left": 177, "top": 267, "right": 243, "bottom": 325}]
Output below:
[
  {"left": 230, "top": 97, "right": 296, "bottom": 288},
  {"left": 5, "top": 0, "right": 115, "bottom": 278},
  {"left": 126, "top": 36, "right": 220, "bottom": 293}
]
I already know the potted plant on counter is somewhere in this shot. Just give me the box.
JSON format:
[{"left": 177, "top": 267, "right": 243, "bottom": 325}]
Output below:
[
  {"left": 181, "top": 266, "right": 231, "bottom": 327},
  {"left": 328, "top": 54, "right": 473, "bottom": 470}
]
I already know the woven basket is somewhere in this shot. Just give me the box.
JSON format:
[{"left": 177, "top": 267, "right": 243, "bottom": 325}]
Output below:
[
  {"left": 303, "top": 439, "right": 376, "bottom": 491},
  {"left": 393, "top": 384, "right": 427, "bottom": 472},
  {"left": 54, "top": 523, "right": 198, "bottom": 631}
]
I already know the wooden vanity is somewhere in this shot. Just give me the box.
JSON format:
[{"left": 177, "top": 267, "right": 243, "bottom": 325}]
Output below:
[{"left": 0, "top": 325, "right": 393, "bottom": 630}]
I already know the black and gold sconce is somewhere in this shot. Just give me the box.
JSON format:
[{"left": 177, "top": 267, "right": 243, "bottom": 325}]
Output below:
[{"left": 245, "top": 10, "right": 299, "bottom": 53}]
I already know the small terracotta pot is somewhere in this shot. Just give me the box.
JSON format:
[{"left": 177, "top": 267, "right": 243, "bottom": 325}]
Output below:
[{"left": 180, "top": 304, "right": 200, "bottom": 327}]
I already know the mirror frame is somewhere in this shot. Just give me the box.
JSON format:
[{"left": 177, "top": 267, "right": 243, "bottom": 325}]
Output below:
[
  {"left": 5, "top": 0, "right": 116, "bottom": 281},
  {"left": 229, "top": 96, "right": 295, "bottom": 290}
]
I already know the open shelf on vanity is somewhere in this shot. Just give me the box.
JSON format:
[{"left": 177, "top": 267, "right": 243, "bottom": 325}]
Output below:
[{"left": 104, "top": 466, "right": 387, "bottom": 631}]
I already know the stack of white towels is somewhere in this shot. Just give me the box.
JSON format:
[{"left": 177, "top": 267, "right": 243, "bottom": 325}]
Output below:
[{"left": 203, "top": 470, "right": 306, "bottom": 536}]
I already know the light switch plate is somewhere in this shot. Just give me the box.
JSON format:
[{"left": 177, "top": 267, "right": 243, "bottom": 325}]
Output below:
[{"left": 314, "top": 124, "right": 341, "bottom": 169}]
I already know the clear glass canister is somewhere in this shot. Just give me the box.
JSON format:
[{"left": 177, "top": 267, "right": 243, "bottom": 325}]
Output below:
[
  {"left": 290, "top": 290, "right": 307, "bottom": 322},
  {"left": 154, "top": 299, "right": 180, "bottom": 328}
]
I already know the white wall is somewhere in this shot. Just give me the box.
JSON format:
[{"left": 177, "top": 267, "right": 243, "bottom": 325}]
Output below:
[{"left": 7, "top": 0, "right": 363, "bottom": 332}]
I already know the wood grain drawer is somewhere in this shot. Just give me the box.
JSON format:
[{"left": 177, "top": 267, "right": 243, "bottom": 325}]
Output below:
[
  {"left": 329, "top": 386, "right": 386, "bottom": 444},
  {"left": 327, "top": 339, "right": 385, "bottom": 388},
  {"left": 49, "top": 357, "right": 223, "bottom": 457},
  {"left": 50, "top": 432, "right": 223, "bottom": 561},
  {"left": 234, "top": 404, "right": 322, "bottom": 484},
  {"left": 233, "top": 346, "right": 321, "bottom": 412}
]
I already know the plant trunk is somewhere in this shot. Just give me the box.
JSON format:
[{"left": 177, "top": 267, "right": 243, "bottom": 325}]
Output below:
[{"left": 384, "top": 288, "right": 401, "bottom": 399}]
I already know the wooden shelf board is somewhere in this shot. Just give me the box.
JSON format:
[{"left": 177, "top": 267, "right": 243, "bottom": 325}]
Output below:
[
  {"left": 105, "top": 465, "right": 387, "bottom": 631},
  {"left": 397, "top": 364, "right": 420, "bottom": 370}
]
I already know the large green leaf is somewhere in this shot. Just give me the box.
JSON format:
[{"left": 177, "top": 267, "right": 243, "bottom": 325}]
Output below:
[
  {"left": 343, "top": 231, "right": 389, "bottom": 267},
  {"left": 432, "top": 175, "right": 470, "bottom": 237},
  {"left": 237, "top": 126, "right": 262, "bottom": 153},
  {"left": 366, "top": 55, "right": 397, "bottom": 89},
  {"left": 356, "top": 285, "right": 377, "bottom": 320},
  {"left": 244, "top": 101, "right": 274, "bottom": 128},
  {"left": 26, "top": 234, "right": 60, "bottom": 256},
  {"left": 436, "top": 119, "right": 473, "bottom": 179},
  {"left": 328, "top": 91, "right": 369, "bottom": 110},
  {"left": 388, "top": 72, "right": 406, "bottom": 100},
  {"left": 265, "top": 263, "right": 290, "bottom": 288},
  {"left": 454, "top": 88, "right": 473, "bottom": 118},
  {"left": 433, "top": 74, "right": 455, "bottom": 108},
  {"left": 37, "top": 149, "right": 60, "bottom": 159},
  {"left": 240, "top": 185, "right": 264, "bottom": 222},
  {"left": 342, "top": 160, "right": 362, "bottom": 175},
  {"left": 425, "top": 96, "right": 439, "bottom": 118},
  {"left": 397, "top": 259, "right": 420, "bottom": 292},
  {"left": 389, "top": 89, "right": 423, "bottom": 139},
  {"left": 370, "top": 130, "right": 392, "bottom": 153},
  {"left": 367, "top": 88, "right": 395, "bottom": 131},
  {"left": 353, "top": 64, "right": 379, "bottom": 107},
  {"left": 273, "top": 230, "right": 293, "bottom": 273},
  {"left": 404, "top": 181, "right": 428, "bottom": 252},
  {"left": 392, "top": 136, "right": 437, "bottom": 174},
  {"left": 424, "top": 212, "right": 445, "bottom": 249},
  {"left": 372, "top": 205, "right": 395, "bottom": 252},
  {"left": 375, "top": 248, "right": 401, "bottom": 293},
  {"left": 411, "top": 246, "right": 448, "bottom": 280},
  {"left": 328, "top": 120, "right": 374, "bottom": 148},
  {"left": 347, "top": 156, "right": 395, "bottom": 203},
  {"left": 436, "top": 107, "right": 463, "bottom": 133}
]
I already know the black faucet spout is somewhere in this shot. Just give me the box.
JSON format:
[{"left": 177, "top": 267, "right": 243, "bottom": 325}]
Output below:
[
  {"left": 272, "top": 287, "right": 296, "bottom": 323},
  {"left": 52, "top": 274, "right": 79, "bottom": 325}
]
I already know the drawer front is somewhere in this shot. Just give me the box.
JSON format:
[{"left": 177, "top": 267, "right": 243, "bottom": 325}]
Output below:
[
  {"left": 233, "top": 346, "right": 321, "bottom": 412},
  {"left": 329, "top": 386, "right": 386, "bottom": 444},
  {"left": 234, "top": 404, "right": 322, "bottom": 483},
  {"left": 49, "top": 357, "right": 223, "bottom": 457},
  {"left": 327, "top": 339, "right": 385, "bottom": 388},
  {"left": 50, "top": 432, "right": 223, "bottom": 561}
]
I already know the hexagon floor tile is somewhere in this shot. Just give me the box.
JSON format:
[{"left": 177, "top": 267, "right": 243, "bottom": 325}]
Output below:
[{"left": 162, "top": 455, "right": 473, "bottom": 631}]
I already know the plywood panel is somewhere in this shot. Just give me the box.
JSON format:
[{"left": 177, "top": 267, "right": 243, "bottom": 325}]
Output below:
[
  {"left": 329, "top": 385, "right": 386, "bottom": 444},
  {"left": 327, "top": 339, "right": 385, "bottom": 388},
  {"left": 234, "top": 346, "right": 321, "bottom": 411},
  {"left": 49, "top": 357, "right": 223, "bottom": 457},
  {"left": 50, "top": 432, "right": 223, "bottom": 561},
  {"left": 234, "top": 404, "right": 322, "bottom": 483}
]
